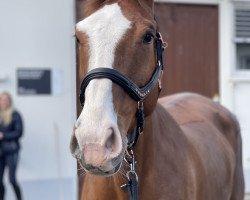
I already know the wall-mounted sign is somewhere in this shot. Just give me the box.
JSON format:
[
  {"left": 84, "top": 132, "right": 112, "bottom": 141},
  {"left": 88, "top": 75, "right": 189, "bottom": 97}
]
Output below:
[{"left": 17, "top": 68, "right": 51, "bottom": 95}]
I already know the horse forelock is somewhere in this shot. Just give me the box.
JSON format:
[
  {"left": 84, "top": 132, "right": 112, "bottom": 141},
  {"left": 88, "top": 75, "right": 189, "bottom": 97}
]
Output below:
[
  {"left": 81, "top": 0, "right": 109, "bottom": 18},
  {"left": 81, "top": 0, "right": 154, "bottom": 19}
]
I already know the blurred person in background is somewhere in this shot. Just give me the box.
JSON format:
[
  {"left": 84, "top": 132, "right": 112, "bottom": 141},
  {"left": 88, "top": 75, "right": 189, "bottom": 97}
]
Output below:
[{"left": 0, "top": 92, "right": 23, "bottom": 200}]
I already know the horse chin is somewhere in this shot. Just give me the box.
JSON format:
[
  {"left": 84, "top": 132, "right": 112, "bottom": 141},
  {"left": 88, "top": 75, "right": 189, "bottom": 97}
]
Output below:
[
  {"left": 70, "top": 129, "right": 127, "bottom": 177},
  {"left": 87, "top": 161, "right": 122, "bottom": 177},
  {"left": 77, "top": 149, "right": 125, "bottom": 177},
  {"left": 79, "top": 158, "right": 123, "bottom": 177}
]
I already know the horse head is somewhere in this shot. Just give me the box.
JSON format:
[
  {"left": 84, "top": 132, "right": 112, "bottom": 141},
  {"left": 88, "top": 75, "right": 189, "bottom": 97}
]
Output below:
[{"left": 70, "top": 0, "right": 164, "bottom": 176}]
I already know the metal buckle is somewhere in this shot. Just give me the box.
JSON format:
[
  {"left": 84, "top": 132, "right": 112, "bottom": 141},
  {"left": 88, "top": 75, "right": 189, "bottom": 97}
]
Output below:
[
  {"left": 158, "top": 32, "right": 168, "bottom": 50},
  {"left": 137, "top": 101, "right": 143, "bottom": 109},
  {"left": 124, "top": 150, "right": 138, "bottom": 182}
]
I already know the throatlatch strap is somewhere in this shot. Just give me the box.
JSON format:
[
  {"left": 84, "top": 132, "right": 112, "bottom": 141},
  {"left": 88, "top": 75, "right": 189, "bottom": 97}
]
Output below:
[
  {"left": 127, "top": 103, "right": 145, "bottom": 150},
  {"left": 156, "top": 32, "right": 164, "bottom": 70}
]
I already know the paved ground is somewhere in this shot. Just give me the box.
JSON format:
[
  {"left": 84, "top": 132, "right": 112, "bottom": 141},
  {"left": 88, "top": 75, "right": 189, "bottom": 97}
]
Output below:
[{"left": 246, "top": 194, "right": 250, "bottom": 200}]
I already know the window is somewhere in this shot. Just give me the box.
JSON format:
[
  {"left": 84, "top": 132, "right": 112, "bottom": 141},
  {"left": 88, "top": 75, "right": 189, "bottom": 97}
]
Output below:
[
  {"left": 235, "top": 7, "right": 250, "bottom": 70},
  {"left": 237, "top": 44, "right": 250, "bottom": 70}
]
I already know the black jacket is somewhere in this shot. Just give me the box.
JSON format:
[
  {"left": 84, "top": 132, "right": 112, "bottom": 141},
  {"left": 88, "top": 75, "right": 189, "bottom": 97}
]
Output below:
[{"left": 0, "top": 110, "right": 23, "bottom": 154}]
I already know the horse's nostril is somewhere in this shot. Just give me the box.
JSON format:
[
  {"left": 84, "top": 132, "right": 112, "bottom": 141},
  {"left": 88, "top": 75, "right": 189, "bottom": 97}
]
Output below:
[
  {"left": 70, "top": 132, "right": 81, "bottom": 157},
  {"left": 75, "top": 119, "right": 81, "bottom": 128},
  {"left": 105, "top": 128, "right": 116, "bottom": 151},
  {"left": 104, "top": 127, "right": 121, "bottom": 156}
]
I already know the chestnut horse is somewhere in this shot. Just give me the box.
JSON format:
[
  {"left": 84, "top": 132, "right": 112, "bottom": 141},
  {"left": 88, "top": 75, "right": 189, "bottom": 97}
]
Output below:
[{"left": 70, "top": 0, "right": 245, "bottom": 199}]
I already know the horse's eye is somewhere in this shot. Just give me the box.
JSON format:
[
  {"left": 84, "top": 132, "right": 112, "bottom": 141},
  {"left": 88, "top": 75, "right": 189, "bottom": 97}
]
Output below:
[{"left": 143, "top": 32, "right": 154, "bottom": 44}]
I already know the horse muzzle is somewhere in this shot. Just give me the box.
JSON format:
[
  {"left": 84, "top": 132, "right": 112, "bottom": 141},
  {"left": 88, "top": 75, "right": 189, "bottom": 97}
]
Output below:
[{"left": 70, "top": 129, "right": 125, "bottom": 176}]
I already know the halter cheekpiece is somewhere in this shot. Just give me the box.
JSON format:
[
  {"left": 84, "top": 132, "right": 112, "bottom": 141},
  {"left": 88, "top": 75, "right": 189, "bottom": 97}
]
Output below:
[{"left": 79, "top": 27, "right": 166, "bottom": 200}]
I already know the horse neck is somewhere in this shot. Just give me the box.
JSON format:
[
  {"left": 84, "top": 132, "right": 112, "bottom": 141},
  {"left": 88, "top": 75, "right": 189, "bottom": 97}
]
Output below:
[
  {"left": 136, "top": 102, "right": 185, "bottom": 167},
  {"left": 131, "top": 103, "right": 192, "bottom": 198},
  {"left": 81, "top": 103, "right": 188, "bottom": 199}
]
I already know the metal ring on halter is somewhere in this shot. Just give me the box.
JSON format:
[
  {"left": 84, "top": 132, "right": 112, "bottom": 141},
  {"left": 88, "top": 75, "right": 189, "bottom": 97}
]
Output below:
[
  {"left": 125, "top": 149, "right": 134, "bottom": 160},
  {"left": 137, "top": 101, "right": 143, "bottom": 109},
  {"left": 162, "top": 42, "right": 168, "bottom": 49},
  {"left": 126, "top": 170, "right": 138, "bottom": 182},
  {"left": 157, "top": 32, "right": 168, "bottom": 49}
]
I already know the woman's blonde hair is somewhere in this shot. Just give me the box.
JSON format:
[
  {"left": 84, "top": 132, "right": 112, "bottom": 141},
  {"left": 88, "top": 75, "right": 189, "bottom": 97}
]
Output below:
[{"left": 0, "top": 92, "right": 13, "bottom": 126}]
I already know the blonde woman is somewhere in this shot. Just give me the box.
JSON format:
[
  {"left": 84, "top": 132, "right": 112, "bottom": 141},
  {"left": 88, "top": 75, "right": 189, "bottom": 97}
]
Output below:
[{"left": 0, "top": 92, "right": 22, "bottom": 200}]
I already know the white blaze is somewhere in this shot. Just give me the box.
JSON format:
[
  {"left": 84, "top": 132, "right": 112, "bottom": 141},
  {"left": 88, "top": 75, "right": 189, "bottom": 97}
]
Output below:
[{"left": 75, "top": 3, "right": 131, "bottom": 146}]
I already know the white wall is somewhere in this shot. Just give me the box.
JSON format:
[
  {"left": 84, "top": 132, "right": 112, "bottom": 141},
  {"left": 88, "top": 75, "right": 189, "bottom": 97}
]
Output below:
[
  {"left": 220, "top": 0, "right": 250, "bottom": 193},
  {"left": 0, "top": 0, "right": 77, "bottom": 199}
]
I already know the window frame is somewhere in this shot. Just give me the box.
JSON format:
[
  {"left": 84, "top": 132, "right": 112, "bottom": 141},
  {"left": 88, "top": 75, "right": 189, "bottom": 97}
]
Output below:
[{"left": 233, "top": 2, "right": 250, "bottom": 77}]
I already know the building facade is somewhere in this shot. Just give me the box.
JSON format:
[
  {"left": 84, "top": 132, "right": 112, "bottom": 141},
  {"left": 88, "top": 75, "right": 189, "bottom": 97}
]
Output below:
[{"left": 0, "top": 0, "right": 76, "bottom": 199}]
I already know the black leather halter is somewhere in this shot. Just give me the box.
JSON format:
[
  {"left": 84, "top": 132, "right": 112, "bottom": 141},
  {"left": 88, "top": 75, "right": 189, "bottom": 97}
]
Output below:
[
  {"left": 80, "top": 32, "right": 164, "bottom": 105},
  {"left": 79, "top": 31, "right": 165, "bottom": 149},
  {"left": 79, "top": 29, "right": 165, "bottom": 200}
]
